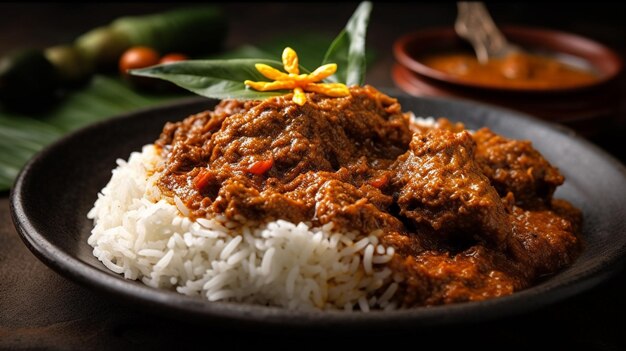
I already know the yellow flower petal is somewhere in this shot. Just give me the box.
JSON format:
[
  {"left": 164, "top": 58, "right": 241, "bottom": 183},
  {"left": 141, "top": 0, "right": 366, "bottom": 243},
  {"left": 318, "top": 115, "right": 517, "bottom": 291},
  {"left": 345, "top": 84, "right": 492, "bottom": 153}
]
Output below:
[
  {"left": 255, "top": 64, "right": 290, "bottom": 81},
  {"left": 305, "top": 64, "right": 337, "bottom": 82},
  {"left": 288, "top": 73, "right": 310, "bottom": 83},
  {"left": 244, "top": 80, "right": 296, "bottom": 91},
  {"left": 245, "top": 47, "right": 351, "bottom": 105},
  {"left": 304, "top": 83, "right": 350, "bottom": 97},
  {"left": 292, "top": 87, "right": 306, "bottom": 106},
  {"left": 282, "top": 47, "right": 299, "bottom": 75}
]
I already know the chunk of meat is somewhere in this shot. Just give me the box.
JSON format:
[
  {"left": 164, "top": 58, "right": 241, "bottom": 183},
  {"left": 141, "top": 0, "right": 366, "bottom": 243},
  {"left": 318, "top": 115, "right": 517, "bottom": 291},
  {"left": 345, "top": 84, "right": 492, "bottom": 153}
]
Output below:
[
  {"left": 312, "top": 177, "right": 404, "bottom": 233},
  {"left": 156, "top": 99, "right": 251, "bottom": 170},
  {"left": 473, "top": 128, "right": 564, "bottom": 208},
  {"left": 208, "top": 86, "right": 411, "bottom": 182},
  {"left": 507, "top": 202, "right": 581, "bottom": 277},
  {"left": 210, "top": 175, "right": 310, "bottom": 223},
  {"left": 392, "top": 128, "right": 510, "bottom": 247},
  {"left": 389, "top": 247, "right": 521, "bottom": 306}
]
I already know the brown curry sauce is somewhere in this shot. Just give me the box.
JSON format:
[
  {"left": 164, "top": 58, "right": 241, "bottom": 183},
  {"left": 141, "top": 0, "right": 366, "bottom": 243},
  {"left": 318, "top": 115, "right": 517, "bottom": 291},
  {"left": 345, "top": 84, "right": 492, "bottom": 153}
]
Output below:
[
  {"left": 154, "top": 86, "right": 581, "bottom": 307},
  {"left": 422, "top": 51, "right": 598, "bottom": 89}
]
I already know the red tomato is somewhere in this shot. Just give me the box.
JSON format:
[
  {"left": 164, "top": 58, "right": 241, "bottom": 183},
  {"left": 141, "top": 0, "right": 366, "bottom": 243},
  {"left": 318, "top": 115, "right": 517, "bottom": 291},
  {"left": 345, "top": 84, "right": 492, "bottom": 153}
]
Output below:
[
  {"left": 159, "top": 53, "right": 189, "bottom": 64},
  {"left": 118, "top": 46, "right": 160, "bottom": 75}
]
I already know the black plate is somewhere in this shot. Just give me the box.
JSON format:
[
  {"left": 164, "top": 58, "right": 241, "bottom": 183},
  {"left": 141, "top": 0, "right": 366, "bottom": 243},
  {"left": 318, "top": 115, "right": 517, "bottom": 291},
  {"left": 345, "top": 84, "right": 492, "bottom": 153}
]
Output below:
[{"left": 10, "top": 95, "right": 626, "bottom": 329}]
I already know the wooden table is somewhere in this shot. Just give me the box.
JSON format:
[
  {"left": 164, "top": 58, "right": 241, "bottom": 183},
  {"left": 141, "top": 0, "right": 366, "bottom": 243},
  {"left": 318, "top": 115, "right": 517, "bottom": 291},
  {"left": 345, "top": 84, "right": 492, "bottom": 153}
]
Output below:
[{"left": 1, "top": 3, "right": 625, "bottom": 349}]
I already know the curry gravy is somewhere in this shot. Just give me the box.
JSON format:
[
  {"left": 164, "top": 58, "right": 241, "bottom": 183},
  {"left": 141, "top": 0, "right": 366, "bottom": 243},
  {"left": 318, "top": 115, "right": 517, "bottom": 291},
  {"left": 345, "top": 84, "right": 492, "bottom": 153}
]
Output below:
[{"left": 422, "top": 51, "right": 598, "bottom": 89}]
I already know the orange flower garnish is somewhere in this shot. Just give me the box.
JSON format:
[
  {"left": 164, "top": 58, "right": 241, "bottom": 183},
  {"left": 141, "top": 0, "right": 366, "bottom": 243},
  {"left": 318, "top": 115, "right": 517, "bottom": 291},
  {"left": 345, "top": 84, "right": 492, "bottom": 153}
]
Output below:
[{"left": 244, "top": 47, "right": 350, "bottom": 106}]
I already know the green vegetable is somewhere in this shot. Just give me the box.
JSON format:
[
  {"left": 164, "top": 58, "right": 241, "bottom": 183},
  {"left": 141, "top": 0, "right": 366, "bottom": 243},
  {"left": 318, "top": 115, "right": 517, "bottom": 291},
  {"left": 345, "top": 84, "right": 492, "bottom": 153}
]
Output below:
[
  {"left": 323, "top": 2, "right": 372, "bottom": 86},
  {"left": 130, "top": 59, "right": 295, "bottom": 100},
  {"left": 0, "top": 49, "right": 60, "bottom": 112},
  {"left": 76, "top": 6, "right": 227, "bottom": 70},
  {"left": 113, "top": 7, "right": 226, "bottom": 54},
  {"left": 44, "top": 45, "right": 92, "bottom": 85},
  {"left": 75, "top": 26, "right": 131, "bottom": 70}
]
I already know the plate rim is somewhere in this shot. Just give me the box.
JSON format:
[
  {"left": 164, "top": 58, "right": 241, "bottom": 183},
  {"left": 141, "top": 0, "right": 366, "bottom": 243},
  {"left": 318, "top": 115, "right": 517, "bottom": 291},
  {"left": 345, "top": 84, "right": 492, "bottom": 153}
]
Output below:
[{"left": 10, "top": 94, "right": 626, "bottom": 328}]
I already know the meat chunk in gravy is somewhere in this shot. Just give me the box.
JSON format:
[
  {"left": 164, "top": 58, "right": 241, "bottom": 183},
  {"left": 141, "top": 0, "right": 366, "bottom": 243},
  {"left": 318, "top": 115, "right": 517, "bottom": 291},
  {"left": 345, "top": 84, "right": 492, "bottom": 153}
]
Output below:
[
  {"left": 392, "top": 128, "right": 510, "bottom": 248},
  {"left": 155, "top": 86, "right": 581, "bottom": 307},
  {"left": 473, "top": 128, "right": 564, "bottom": 207}
]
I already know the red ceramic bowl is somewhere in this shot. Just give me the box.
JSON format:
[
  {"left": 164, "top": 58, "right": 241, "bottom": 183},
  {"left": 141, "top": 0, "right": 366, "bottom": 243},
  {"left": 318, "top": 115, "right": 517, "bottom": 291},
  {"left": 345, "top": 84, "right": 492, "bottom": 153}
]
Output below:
[{"left": 392, "top": 26, "right": 623, "bottom": 135}]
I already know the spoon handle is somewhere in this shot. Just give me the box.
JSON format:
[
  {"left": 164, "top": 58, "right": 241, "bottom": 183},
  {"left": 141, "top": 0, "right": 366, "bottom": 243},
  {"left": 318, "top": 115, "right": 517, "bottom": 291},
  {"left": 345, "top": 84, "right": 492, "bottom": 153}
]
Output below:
[{"left": 455, "top": 2, "right": 513, "bottom": 64}]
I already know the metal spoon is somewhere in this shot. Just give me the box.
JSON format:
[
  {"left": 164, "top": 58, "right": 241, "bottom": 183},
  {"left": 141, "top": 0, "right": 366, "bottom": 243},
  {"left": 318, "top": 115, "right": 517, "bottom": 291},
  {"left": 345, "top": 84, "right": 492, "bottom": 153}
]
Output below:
[{"left": 455, "top": 2, "right": 520, "bottom": 64}]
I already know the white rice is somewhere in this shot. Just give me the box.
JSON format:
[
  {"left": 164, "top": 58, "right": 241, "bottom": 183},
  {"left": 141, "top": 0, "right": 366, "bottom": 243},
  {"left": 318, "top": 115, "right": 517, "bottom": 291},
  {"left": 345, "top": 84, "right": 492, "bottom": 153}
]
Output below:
[
  {"left": 87, "top": 144, "right": 398, "bottom": 311},
  {"left": 408, "top": 112, "right": 437, "bottom": 128}
]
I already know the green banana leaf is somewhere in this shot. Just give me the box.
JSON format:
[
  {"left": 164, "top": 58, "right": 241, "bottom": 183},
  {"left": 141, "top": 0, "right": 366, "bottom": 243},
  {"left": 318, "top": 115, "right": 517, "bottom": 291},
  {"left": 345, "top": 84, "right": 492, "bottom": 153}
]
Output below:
[{"left": 0, "top": 76, "right": 180, "bottom": 191}]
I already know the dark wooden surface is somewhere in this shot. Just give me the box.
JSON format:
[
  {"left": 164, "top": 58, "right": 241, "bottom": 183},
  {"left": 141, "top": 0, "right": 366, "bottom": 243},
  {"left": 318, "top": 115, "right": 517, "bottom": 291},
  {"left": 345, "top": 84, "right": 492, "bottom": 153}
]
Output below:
[{"left": 1, "top": 3, "right": 625, "bottom": 349}]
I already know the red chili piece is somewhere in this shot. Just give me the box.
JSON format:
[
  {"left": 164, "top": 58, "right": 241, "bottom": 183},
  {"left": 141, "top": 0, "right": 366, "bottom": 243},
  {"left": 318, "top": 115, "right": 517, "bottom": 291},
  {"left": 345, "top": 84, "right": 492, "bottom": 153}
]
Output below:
[
  {"left": 369, "top": 174, "right": 389, "bottom": 188},
  {"left": 193, "top": 168, "right": 213, "bottom": 191},
  {"left": 247, "top": 158, "right": 274, "bottom": 175}
]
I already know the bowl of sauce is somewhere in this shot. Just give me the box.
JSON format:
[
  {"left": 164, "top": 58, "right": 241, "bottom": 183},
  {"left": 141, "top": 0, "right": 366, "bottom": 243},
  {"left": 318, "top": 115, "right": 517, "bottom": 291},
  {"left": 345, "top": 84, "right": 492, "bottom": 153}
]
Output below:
[{"left": 392, "top": 26, "right": 623, "bottom": 134}]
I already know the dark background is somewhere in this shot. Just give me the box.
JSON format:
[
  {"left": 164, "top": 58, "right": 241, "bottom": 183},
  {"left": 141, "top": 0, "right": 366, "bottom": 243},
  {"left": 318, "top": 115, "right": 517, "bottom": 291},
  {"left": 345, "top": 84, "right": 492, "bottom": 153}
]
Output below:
[{"left": 1, "top": 3, "right": 625, "bottom": 349}]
